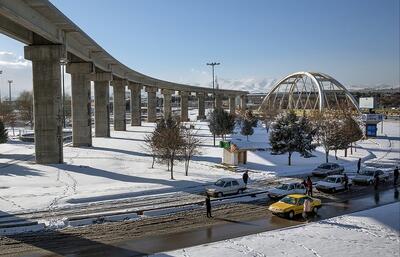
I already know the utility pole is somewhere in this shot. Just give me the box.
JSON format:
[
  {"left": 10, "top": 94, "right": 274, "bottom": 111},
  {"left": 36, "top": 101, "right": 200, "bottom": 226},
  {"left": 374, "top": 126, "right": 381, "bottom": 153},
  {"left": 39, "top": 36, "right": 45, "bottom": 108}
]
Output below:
[
  {"left": 61, "top": 61, "right": 66, "bottom": 128},
  {"left": 206, "top": 62, "right": 220, "bottom": 146},
  {"left": 0, "top": 70, "right": 2, "bottom": 104},
  {"left": 8, "top": 80, "right": 12, "bottom": 102},
  {"left": 7, "top": 80, "right": 14, "bottom": 136}
]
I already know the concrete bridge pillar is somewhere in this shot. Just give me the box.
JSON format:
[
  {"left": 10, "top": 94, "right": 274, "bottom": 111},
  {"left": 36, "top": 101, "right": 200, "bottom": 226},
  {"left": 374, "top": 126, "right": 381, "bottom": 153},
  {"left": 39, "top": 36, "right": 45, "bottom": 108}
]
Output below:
[
  {"left": 196, "top": 92, "right": 206, "bottom": 120},
  {"left": 128, "top": 83, "right": 142, "bottom": 126},
  {"left": 66, "top": 62, "right": 93, "bottom": 147},
  {"left": 240, "top": 95, "right": 247, "bottom": 110},
  {"left": 24, "top": 44, "right": 64, "bottom": 164},
  {"left": 112, "top": 80, "right": 126, "bottom": 131},
  {"left": 215, "top": 93, "right": 223, "bottom": 110},
  {"left": 180, "top": 91, "right": 189, "bottom": 122},
  {"left": 91, "top": 72, "right": 112, "bottom": 137},
  {"left": 146, "top": 87, "right": 158, "bottom": 122},
  {"left": 229, "top": 95, "right": 236, "bottom": 115},
  {"left": 162, "top": 89, "right": 174, "bottom": 118}
]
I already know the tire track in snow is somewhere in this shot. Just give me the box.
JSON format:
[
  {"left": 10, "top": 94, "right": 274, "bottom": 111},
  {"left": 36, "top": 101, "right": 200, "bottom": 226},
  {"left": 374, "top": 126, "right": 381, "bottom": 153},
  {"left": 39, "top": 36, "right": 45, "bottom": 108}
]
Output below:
[
  {"left": 226, "top": 239, "right": 267, "bottom": 257},
  {"left": 288, "top": 239, "right": 321, "bottom": 257}
]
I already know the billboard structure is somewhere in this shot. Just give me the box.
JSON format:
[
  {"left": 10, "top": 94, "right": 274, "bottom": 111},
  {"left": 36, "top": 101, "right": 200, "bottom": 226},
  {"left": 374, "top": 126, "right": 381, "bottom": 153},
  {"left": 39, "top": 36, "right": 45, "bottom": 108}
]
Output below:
[{"left": 359, "top": 97, "right": 375, "bottom": 109}]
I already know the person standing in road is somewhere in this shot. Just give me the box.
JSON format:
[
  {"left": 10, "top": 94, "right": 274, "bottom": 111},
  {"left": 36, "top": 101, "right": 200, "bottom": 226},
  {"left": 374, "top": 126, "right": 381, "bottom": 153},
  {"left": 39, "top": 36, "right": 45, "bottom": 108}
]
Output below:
[
  {"left": 302, "top": 179, "right": 308, "bottom": 195},
  {"left": 343, "top": 173, "right": 349, "bottom": 191},
  {"left": 205, "top": 195, "right": 212, "bottom": 218},
  {"left": 374, "top": 173, "right": 380, "bottom": 190},
  {"left": 242, "top": 171, "right": 249, "bottom": 187},
  {"left": 303, "top": 197, "right": 312, "bottom": 221},
  {"left": 394, "top": 166, "right": 399, "bottom": 186},
  {"left": 357, "top": 158, "right": 362, "bottom": 173},
  {"left": 306, "top": 176, "right": 313, "bottom": 197}
]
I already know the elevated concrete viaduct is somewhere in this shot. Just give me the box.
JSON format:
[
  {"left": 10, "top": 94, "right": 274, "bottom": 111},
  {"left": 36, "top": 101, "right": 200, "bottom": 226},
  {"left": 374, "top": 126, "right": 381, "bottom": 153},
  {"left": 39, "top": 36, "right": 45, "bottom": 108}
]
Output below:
[{"left": 0, "top": 0, "right": 248, "bottom": 164}]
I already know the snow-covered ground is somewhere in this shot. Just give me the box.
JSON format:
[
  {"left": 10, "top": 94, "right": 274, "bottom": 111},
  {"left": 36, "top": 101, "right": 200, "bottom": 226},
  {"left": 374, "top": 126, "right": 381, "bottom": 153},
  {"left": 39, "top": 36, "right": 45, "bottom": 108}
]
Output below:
[
  {"left": 0, "top": 110, "right": 398, "bottom": 214},
  {"left": 153, "top": 202, "right": 400, "bottom": 257}
]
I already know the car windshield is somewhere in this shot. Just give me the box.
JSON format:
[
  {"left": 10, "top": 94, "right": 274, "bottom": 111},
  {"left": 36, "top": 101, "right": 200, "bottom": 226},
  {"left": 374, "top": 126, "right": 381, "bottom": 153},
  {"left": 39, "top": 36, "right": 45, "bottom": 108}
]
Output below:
[
  {"left": 280, "top": 196, "right": 297, "bottom": 205},
  {"left": 318, "top": 164, "right": 330, "bottom": 169},
  {"left": 276, "top": 184, "right": 289, "bottom": 190},
  {"left": 215, "top": 180, "right": 225, "bottom": 187},
  {"left": 325, "top": 177, "right": 337, "bottom": 183},
  {"left": 360, "top": 170, "right": 375, "bottom": 176}
]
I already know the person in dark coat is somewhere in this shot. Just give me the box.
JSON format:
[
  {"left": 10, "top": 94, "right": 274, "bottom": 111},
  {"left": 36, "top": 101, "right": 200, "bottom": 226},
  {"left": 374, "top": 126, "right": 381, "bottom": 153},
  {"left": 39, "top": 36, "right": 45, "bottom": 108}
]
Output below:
[
  {"left": 302, "top": 179, "right": 308, "bottom": 195},
  {"left": 394, "top": 166, "right": 399, "bottom": 186},
  {"left": 343, "top": 173, "right": 349, "bottom": 191},
  {"left": 374, "top": 173, "right": 380, "bottom": 190},
  {"left": 357, "top": 158, "right": 361, "bottom": 173},
  {"left": 306, "top": 176, "right": 313, "bottom": 197},
  {"left": 242, "top": 171, "right": 249, "bottom": 186},
  {"left": 205, "top": 195, "right": 212, "bottom": 218}
]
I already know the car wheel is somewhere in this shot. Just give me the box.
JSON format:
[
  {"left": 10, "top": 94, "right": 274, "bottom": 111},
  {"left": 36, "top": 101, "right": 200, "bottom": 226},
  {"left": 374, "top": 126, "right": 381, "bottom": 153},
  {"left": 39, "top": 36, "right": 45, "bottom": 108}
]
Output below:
[
  {"left": 368, "top": 180, "right": 374, "bottom": 185},
  {"left": 313, "top": 207, "right": 318, "bottom": 214},
  {"left": 237, "top": 189, "right": 244, "bottom": 194},
  {"left": 288, "top": 211, "right": 295, "bottom": 219},
  {"left": 217, "top": 192, "right": 223, "bottom": 197}
]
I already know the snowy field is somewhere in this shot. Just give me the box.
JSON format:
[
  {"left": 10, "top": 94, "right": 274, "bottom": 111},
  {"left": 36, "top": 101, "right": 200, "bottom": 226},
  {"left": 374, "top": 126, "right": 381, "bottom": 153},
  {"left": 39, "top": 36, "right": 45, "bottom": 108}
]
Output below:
[
  {"left": 153, "top": 202, "right": 400, "bottom": 257},
  {"left": 0, "top": 110, "right": 399, "bottom": 214}
]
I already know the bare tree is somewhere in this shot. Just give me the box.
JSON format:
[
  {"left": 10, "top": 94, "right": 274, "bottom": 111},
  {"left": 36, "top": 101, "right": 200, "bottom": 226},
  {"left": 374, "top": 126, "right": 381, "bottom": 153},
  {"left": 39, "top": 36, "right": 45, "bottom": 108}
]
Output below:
[
  {"left": 182, "top": 125, "right": 202, "bottom": 176},
  {"left": 311, "top": 110, "right": 342, "bottom": 163},
  {"left": 143, "top": 115, "right": 185, "bottom": 179},
  {"left": 16, "top": 90, "right": 33, "bottom": 129}
]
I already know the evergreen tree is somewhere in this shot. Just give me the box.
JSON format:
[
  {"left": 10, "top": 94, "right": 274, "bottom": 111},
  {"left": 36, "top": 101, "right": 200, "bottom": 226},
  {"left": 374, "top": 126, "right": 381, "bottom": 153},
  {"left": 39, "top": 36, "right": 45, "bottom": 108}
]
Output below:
[
  {"left": 240, "top": 110, "right": 258, "bottom": 141},
  {"left": 269, "top": 111, "right": 316, "bottom": 165},
  {"left": 296, "top": 115, "right": 317, "bottom": 158},
  {"left": 0, "top": 119, "right": 8, "bottom": 143},
  {"left": 241, "top": 119, "right": 254, "bottom": 141},
  {"left": 208, "top": 108, "right": 235, "bottom": 140}
]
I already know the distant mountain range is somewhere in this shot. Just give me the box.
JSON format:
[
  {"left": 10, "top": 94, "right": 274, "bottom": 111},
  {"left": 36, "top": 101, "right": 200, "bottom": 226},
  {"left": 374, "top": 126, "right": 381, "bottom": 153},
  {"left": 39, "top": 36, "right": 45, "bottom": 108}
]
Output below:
[{"left": 200, "top": 77, "right": 399, "bottom": 94}]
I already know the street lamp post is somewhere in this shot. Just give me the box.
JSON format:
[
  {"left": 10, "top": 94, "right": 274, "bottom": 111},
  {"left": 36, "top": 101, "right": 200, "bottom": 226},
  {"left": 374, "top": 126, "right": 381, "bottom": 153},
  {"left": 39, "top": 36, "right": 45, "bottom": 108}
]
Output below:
[
  {"left": 7, "top": 80, "right": 14, "bottom": 135},
  {"left": 206, "top": 62, "right": 220, "bottom": 146},
  {"left": 7, "top": 80, "right": 12, "bottom": 102}
]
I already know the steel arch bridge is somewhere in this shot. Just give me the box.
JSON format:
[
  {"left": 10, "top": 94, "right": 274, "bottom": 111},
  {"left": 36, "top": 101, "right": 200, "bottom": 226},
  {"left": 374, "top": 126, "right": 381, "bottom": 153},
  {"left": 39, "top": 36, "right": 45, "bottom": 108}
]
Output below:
[{"left": 259, "top": 71, "right": 360, "bottom": 113}]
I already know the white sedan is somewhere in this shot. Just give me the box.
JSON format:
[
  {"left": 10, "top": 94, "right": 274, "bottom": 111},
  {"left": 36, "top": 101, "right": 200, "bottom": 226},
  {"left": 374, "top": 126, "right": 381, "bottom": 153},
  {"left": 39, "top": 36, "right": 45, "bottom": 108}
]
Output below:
[
  {"left": 315, "top": 175, "right": 352, "bottom": 193},
  {"left": 206, "top": 178, "right": 246, "bottom": 197},
  {"left": 267, "top": 182, "right": 306, "bottom": 199}
]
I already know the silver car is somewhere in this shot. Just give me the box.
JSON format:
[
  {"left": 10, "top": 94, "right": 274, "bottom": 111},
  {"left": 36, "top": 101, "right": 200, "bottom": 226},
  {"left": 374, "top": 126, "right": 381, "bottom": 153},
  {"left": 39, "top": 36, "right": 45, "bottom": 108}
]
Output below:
[
  {"left": 353, "top": 169, "right": 389, "bottom": 185},
  {"left": 206, "top": 178, "right": 246, "bottom": 197},
  {"left": 267, "top": 182, "right": 306, "bottom": 199},
  {"left": 315, "top": 175, "right": 352, "bottom": 193},
  {"left": 312, "top": 163, "right": 344, "bottom": 177}
]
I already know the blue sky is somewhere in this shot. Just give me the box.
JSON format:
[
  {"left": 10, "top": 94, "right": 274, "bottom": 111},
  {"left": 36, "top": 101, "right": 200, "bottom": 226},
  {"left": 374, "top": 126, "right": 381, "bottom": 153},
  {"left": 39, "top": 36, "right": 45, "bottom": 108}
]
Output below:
[{"left": 0, "top": 0, "right": 399, "bottom": 94}]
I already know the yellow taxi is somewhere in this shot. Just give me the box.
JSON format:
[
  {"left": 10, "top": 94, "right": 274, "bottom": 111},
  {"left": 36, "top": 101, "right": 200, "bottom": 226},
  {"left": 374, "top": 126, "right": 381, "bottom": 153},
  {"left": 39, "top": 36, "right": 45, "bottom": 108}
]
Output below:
[{"left": 268, "top": 194, "right": 322, "bottom": 219}]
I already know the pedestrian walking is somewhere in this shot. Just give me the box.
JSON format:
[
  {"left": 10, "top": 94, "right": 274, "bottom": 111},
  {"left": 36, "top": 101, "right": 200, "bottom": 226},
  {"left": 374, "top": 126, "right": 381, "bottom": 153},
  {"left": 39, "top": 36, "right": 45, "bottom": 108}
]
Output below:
[
  {"left": 205, "top": 195, "right": 212, "bottom": 218},
  {"left": 374, "top": 173, "right": 380, "bottom": 190},
  {"left": 357, "top": 158, "right": 361, "bottom": 173},
  {"left": 394, "top": 166, "right": 399, "bottom": 186},
  {"left": 343, "top": 173, "right": 349, "bottom": 191},
  {"left": 242, "top": 171, "right": 249, "bottom": 187},
  {"left": 306, "top": 176, "right": 313, "bottom": 197}
]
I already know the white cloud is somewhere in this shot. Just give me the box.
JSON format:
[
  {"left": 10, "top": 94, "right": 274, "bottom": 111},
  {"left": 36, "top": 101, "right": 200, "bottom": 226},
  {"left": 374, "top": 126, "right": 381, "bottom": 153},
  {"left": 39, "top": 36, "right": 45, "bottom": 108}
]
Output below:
[{"left": 0, "top": 51, "right": 31, "bottom": 68}]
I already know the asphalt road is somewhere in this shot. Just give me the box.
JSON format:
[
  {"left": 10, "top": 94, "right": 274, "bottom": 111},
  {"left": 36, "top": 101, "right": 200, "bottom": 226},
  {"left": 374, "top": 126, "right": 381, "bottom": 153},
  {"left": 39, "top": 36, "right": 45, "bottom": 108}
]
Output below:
[{"left": 2, "top": 186, "right": 399, "bottom": 257}]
